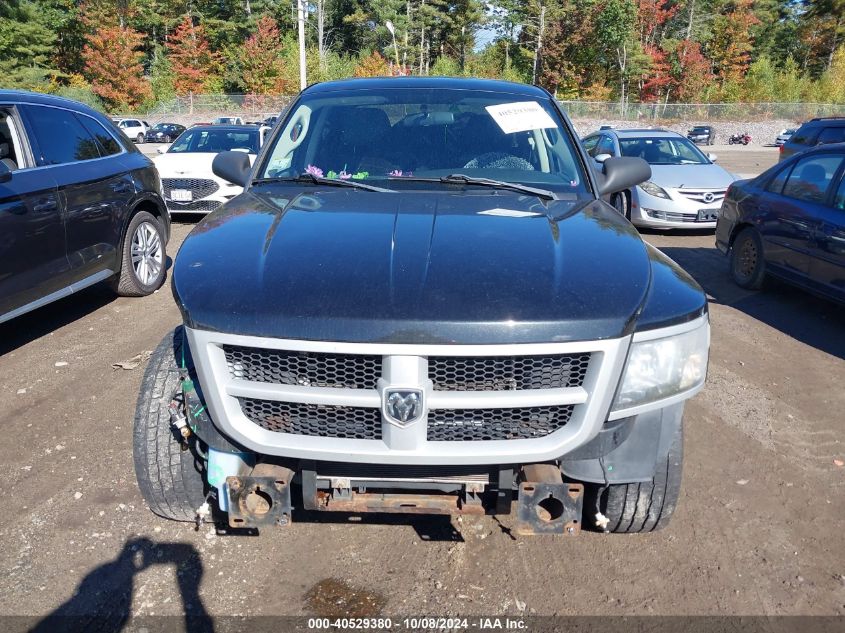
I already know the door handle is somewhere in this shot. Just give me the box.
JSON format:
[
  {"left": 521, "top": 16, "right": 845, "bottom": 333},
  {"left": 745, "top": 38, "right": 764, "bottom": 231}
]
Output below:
[{"left": 32, "top": 198, "right": 58, "bottom": 213}]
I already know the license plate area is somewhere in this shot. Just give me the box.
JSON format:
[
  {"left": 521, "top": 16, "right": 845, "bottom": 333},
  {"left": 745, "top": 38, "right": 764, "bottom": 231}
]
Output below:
[
  {"left": 170, "top": 189, "right": 192, "bottom": 202},
  {"left": 697, "top": 208, "right": 719, "bottom": 222}
]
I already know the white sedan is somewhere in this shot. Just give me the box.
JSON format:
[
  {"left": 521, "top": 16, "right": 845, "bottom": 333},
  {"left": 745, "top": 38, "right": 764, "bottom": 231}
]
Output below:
[{"left": 154, "top": 125, "right": 268, "bottom": 215}]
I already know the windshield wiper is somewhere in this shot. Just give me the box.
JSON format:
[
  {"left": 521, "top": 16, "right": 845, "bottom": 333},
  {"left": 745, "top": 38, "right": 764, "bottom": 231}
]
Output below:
[
  {"left": 253, "top": 173, "right": 394, "bottom": 193},
  {"left": 393, "top": 174, "right": 557, "bottom": 200}
]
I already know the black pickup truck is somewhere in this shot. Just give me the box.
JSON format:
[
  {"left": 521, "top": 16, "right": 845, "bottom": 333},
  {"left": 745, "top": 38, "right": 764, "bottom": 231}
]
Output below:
[{"left": 133, "top": 78, "right": 709, "bottom": 535}]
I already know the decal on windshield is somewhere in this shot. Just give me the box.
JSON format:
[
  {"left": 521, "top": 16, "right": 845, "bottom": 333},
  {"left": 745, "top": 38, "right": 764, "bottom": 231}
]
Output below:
[{"left": 485, "top": 101, "right": 558, "bottom": 134}]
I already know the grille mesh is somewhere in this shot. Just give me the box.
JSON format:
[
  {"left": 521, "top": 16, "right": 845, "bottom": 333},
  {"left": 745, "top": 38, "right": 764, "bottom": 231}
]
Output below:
[
  {"left": 429, "top": 354, "right": 590, "bottom": 391},
  {"left": 162, "top": 178, "right": 220, "bottom": 200},
  {"left": 427, "top": 405, "right": 574, "bottom": 441},
  {"left": 164, "top": 199, "right": 223, "bottom": 213},
  {"left": 238, "top": 398, "right": 382, "bottom": 440},
  {"left": 224, "top": 346, "right": 381, "bottom": 389}
]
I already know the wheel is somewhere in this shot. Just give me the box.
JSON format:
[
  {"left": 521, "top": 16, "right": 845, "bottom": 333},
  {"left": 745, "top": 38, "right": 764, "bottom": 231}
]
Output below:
[
  {"left": 730, "top": 226, "right": 766, "bottom": 289},
  {"left": 591, "top": 422, "right": 684, "bottom": 533},
  {"left": 136, "top": 133, "right": 144, "bottom": 143},
  {"left": 112, "top": 210, "right": 166, "bottom": 297},
  {"left": 743, "top": 139, "right": 749, "bottom": 145},
  {"left": 164, "top": 135, "right": 171, "bottom": 143},
  {"left": 133, "top": 327, "right": 208, "bottom": 521},
  {"left": 611, "top": 190, "right": 630, "bottom": 220}
]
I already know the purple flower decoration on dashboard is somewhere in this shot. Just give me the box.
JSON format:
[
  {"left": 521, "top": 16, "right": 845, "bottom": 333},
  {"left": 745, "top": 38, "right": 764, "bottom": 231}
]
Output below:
[
  {"left": 389, "top": 170, "right": 403, "bottom": 177},
  {"left": 305, "top": 164, "right": 323, "bottom": 178},
  {"left": 339, "top": 170, "right": 352, "bottom": 180}
]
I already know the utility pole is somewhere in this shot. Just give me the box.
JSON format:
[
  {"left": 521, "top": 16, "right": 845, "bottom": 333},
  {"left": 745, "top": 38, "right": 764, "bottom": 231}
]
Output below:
[
  {"left": 386, "top": 20, "right": 401, "bottom": 69},
  {"left": 532, "top": 5, "right": 546, "bottom": 85},
  {"left": 297, "top": 0, "right": 307, "bottom": 91}
]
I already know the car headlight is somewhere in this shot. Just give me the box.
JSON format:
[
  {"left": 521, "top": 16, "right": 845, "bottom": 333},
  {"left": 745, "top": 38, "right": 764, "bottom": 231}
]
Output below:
[
  {"left": 639, "top": 181, "right": 671, "bottom": 199},
  {"left": 612, "top": 319, "right": 709, "bottom": 413}
]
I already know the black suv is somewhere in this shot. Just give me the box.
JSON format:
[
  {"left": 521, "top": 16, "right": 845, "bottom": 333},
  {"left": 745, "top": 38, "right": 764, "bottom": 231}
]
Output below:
[
  {"left": 0, "top": 90, "right": 170, "bottom": 325},
  {"left": 687, "top": 125, "right": 715, "bottom": 145},
  {"left": 144, "top": 122, "right": 186, "bottom": 143},
  {"left": 780, "top": 117, "right": 845, "bottom": 161}
]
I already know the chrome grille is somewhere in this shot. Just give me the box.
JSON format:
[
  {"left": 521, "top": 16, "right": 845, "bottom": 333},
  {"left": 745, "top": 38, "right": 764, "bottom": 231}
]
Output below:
[
  {"left": 238, "top": 398, "right": 382, "bottom": 439},
  {"left": 162, "top": 178, "right": 220, "bottom": 200},
  {"left": 677, "top": 188, "right": 726, "bottom": 204},
  {"left": 427, "top": 405, "right": 575, "bottom": 441},
  {"left": 429, "top": 354, "right": 590, "bottom": 391},
  {"left": 224, "top": 346, "right": 381, "bottom": 389}
]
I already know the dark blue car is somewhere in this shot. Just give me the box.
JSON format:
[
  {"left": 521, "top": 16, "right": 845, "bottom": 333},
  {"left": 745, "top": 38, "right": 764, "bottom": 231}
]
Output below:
[
  {"left": 0, "top": 90, "right": 170, "bottom": 325},
  {"left": 715, "top": 142, "right": 845, "bottom": 302}
]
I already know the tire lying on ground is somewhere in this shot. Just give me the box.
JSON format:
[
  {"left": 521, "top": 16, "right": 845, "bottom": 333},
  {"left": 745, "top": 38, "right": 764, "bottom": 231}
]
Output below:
[{"left": 133, "top": 326, "right": 208, "bottom": 521}]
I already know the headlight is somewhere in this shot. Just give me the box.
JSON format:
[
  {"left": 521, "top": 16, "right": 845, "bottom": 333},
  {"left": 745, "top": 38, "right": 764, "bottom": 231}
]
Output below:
[
  {"left": 639, "top": 181, "right": 671, "bottom": 199},
  {"left": 612, "top": 319, "right": 709, "bottom": 412}
]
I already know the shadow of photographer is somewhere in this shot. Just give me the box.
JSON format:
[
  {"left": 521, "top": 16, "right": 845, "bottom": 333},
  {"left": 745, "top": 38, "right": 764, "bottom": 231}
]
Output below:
[{"left": 30, "top": 536, "right": 213, "bottom": 633}]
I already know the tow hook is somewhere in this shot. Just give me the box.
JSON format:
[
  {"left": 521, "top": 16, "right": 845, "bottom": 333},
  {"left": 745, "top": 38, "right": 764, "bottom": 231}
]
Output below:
[{"left": 516, "top": 464, "right": 584, "bottom": 536}]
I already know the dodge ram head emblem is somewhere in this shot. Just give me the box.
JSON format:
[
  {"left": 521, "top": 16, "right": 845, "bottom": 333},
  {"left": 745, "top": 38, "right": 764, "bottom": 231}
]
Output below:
[{"left": 384, "top": 389, "right": 423, "bottom": 426}]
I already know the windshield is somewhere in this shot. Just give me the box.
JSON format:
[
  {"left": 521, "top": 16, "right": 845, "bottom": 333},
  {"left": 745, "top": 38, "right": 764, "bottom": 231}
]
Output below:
[
  {"left": 259, "top": 88, "right": 588, "bottom": 193},
  {"left": 151, "top": 124, "right": 170, "bottom": 132},
  {"left": 619, "top": 137, "right": 710, "bottom": 165},
  {"left": 168, "top": 128, "right": 259, "bottom": 154}
]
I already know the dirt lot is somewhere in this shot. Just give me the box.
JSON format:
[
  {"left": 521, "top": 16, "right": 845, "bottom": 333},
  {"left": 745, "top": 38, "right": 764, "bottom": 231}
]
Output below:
[{"left": 1, "top": 146, "right": 843, "bottom": 624}]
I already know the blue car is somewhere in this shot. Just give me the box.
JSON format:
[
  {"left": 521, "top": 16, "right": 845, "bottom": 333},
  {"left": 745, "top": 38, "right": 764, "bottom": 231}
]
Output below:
[{"left": 715, "top": 142, "right": 845, "bottom": 302}]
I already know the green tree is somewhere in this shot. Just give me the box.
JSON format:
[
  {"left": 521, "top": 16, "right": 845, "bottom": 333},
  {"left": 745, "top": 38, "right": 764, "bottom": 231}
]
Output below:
[{"left": 0, "top": 1, "right": 58, "bottom": 89}]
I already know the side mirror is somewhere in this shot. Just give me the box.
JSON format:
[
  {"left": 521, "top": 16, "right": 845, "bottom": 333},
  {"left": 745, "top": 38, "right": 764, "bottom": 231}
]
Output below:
[
  {"left": 707, "top": 153, "right": 718, "bottom": 162},
  {"left": 594, "top": 153, "right": 612, "bottom": 163},
  {"left": 597, "top": 156, "right": 651, "bottom": 196},
  {"left": 156, "top": 144, "right": 170, "bottom": 154},
  {"left": 212, "top": 150, "right": 251, "bottom": 188},
  {"left": 0, "top": 161, "right": 11, "bottom": 184}
]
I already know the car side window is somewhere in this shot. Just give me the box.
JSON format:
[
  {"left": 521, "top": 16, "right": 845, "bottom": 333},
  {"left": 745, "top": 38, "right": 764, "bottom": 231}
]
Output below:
[
  {"left": 25, "top": 105, "right": 102, "bottom": 165},
  {"left": 582, "top": 136, "right": 599, "bottom": 156},
  {"left": 781, "top": 155, "right": 844, "bottom": 205},
  {"left": 0, "top": 108, "right": 29, "bottom": 171},
  {"left": 790, "top": 126, "right": 817, "bottom": 146},
  {"left": 817, "top": 127, "right": 845, "bottom": 145},
  {"left": 596, "top": 136, "right": 616, "bottom": 156},
  {"left": 835, "top": 176, "right": 845, "bottom": 210},
  {"left": 765, "top": 164, "right": 791, "bottom": 194},
  {"left": 77, "top": 115, "right": 122, "bottom": 156}
]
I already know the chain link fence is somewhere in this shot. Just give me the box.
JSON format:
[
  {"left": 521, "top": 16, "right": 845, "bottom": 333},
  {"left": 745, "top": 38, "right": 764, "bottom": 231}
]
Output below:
[
  {"left": 132, "top": 94, "right": 844, "bottom": 128},
  {"left": 556, "top": 101, "right": 845, "bottom": 122}
]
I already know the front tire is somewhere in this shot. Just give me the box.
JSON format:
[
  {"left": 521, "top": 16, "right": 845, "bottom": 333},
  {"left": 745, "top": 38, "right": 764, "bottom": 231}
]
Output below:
[
  {"left": 593, "top": 422, "right": 684, "bottom": 533},
  {"left": 611, "top": 190, "right": 631, "bottom": 220},
  {"left": 136, "top": 133, "right": 144, "bottom": 143},
  {"left": 112, "top": 211, "right": 166, "bottom": 297},
  {"left": 730, "top": 226, "right": 766, "bottom": 289},
  {"left": 133, "top": 327, "right": 208, "bottom": 521}
]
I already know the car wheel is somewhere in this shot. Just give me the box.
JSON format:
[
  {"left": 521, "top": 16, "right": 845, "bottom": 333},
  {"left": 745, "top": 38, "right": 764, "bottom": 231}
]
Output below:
[
  {"left": 133, "top": 326, "right": 208, "bottom": 521},
  {"left": 136, "top": 133, "right": 144, "bottom": 143},
  {"left": 586, "top": 421, "right": 683, "bottom": 533},
  {"left": 113, "top": 210, "right": 166, "bottom": 297},
  {"left": 730, "top": 226, "right": 766, "bottom": 290},
  {"left": 611, "top": 190, "right": 630, "bottom": 220},
  {"left": 164, "top": 135, "right": 171, "bottom": 143}
]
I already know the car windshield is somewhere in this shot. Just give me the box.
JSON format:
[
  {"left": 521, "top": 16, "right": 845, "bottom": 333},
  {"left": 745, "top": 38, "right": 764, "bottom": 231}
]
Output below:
[
  {"left": 215, "top": 117, "right": 238, "bottom": 124},
  {"left": 690, "top": 127, "right": 709, "bottom": 133},
  {"left": 259, "top": 87, "right": 588, "bottom": 194},
  {"left": 619, "top": 137, "right": 710, "bottom": 165},
  {"left": 150, "top": 124, "right": 170, "bottom": 132},
  {"left": 168, "top": 128, "right": 258, "bottom": 154}
]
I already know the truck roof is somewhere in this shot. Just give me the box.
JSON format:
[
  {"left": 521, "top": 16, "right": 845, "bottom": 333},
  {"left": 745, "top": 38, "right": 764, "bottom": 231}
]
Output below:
[{"left": 302, "top": 76, "right": 551, "bottom": 99}]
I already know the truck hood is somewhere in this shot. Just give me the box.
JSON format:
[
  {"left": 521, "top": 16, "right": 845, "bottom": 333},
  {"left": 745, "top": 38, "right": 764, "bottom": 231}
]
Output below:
[{"left": 173, "top": 188, "right": 656, "bottom": 344}]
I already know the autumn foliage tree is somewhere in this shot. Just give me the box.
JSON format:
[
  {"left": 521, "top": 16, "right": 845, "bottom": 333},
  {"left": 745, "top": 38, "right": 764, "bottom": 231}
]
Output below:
[
  {"left": 354, "top": 51, "right": 389, "bottom": 77},
  {"left": 166, "top": 15, "right": 220, "bottom": 95},
  {"left": 82, "top": 25, "right": 150, "bottom": 108},
  {"left": 710, "top": 0, "right": 760, "bottom": 84},
  {"left": 240, "top": 15, "right": 287, "bottom": 94}
]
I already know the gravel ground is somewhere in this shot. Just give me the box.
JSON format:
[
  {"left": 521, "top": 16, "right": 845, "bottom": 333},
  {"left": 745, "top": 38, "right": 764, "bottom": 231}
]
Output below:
[{"left": 0, "top": 146, "right": 842, "bottom": 626}]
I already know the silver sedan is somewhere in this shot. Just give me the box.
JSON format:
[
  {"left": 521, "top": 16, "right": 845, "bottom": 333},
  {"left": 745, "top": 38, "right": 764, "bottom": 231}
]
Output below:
[{"left": 582, "top": 129, "right": 738, "bottom": 229}]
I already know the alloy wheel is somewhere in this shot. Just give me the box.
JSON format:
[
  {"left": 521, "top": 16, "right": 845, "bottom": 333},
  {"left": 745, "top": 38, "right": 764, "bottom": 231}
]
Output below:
[{"left": 131, "top": 221, "right": 163, "bottom": 287}]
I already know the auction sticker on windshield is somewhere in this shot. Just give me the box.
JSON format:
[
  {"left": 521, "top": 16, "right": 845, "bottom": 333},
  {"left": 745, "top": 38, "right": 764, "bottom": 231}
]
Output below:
[{"left": 485, "top": 101, "right": 558, "bottom": 134}]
